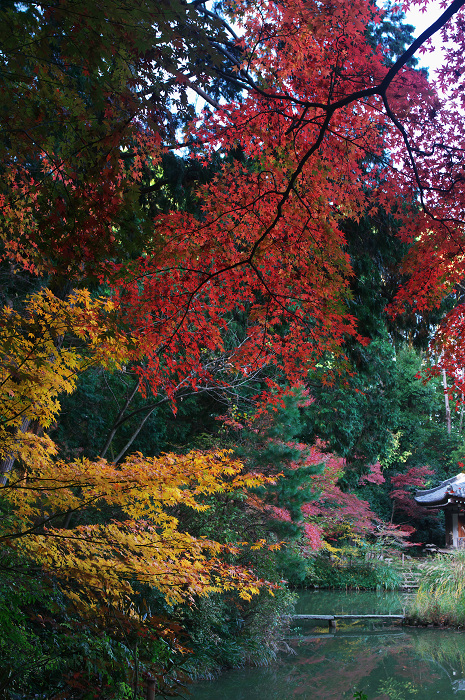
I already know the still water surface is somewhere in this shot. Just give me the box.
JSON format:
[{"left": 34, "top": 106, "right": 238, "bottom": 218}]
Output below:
[{"left": 191, "top": 590, "right": 465, "bottom": 699}]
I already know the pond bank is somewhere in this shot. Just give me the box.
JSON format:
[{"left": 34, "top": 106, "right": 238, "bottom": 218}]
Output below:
[{"left": 190, "top": 590, "right": 465, "bottom": 699}]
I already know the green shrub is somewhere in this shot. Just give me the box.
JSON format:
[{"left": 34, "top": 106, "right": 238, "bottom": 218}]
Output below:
[{"left": 305, "top": 554, "right": 401, "bottom": 590}]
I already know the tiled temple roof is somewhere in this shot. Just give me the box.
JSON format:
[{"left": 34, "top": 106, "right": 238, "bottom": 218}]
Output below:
[{"left": 415, "top": 473, "right": 465, "bottom": 507}]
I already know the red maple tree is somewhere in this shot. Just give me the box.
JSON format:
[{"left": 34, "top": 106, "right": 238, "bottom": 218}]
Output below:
[
  {"left": 3, "top": 0, "right": 463, "bottom": 408},
  {"left": 2, "top": 1, "right": 465, "bottom": 477},
  {"left": 390, "top": 466, "right": 436, "bottom": 521}
]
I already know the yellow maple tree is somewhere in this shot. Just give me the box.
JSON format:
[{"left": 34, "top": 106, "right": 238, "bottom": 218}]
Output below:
[
  {"left": 0, "top": 289, "right": 128, "bottom": 469},
  {"left": 0, "top": 290, "right": 275, "bottom": 617}
]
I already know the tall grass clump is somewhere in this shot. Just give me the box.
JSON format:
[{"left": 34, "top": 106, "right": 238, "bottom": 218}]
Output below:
[
  {"left": 409, "top": 552, "right": 465, "bottom": 626},
  {"left": 182, "top": 587, "right": 297, "bottom": 679}
]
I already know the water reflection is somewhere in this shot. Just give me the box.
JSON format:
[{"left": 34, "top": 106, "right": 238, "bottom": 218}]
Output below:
[
  {"left": 191, "top": 592, "right": 465, "bottom": 699},
  {"left": 294, "top": 589, "right": 411, "bottom": 615}
]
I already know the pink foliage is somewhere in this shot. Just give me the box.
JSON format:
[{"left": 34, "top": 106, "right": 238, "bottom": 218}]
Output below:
[
  {"left": 267, "top": 437, "right": 427, "bottom": 549},
  {"left": 303, "top": 522, "right": 323, "bottom": 550},
  {"left": 390, "top": 465, "right": 434, "bottom": 491},
  {"left": 373, "top": 521, "right": 417, "bottom": 548},
  {"left": 262, "top": 436, "right": 422, "bottom": 549},
  {"left": 270, "top": 506, "right": 292, "bottom": 522},
  {"left": 390, "top": 466, "right": 435, "bottom": 520},
  {"left": 294, "top": 386, "right": 315, "bottom": 408},
  {"left": 297, "top": 441, "right": 381, "bottom": 546},
  {"left": 359, "top": 462, "right": 385, "bottom": 486}
]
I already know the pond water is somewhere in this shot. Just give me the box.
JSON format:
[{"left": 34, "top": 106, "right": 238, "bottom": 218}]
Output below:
[{"left": 190, "top": 590, "right": 465, "bottom": 699}]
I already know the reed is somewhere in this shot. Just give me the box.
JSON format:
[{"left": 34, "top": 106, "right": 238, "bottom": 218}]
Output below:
[{"left": 409, "top": 552, "right": 465, "bottom": 626}]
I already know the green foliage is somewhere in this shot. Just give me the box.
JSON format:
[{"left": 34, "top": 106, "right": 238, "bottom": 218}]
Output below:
[
  {"left": 304, "top": 338, "right": 399, "bottom": 473},
  {"left": 391, "top": 349, "right": 462, "bottom": 478},
  {"left": 0, "top": 568, "right": 188, "bottom": 699},
  {"left": 302, "top": 204, "right": 453, "bottom": 478},
  {"left": 377, "top": 679, "right": 418, "bottom": 699},
  {"left": 231, "top": 390, "right": 324, "bottom": 581},
  {"left": 305, "top": 342, "right": 465, "bottom": 546},
  {"left": 0, "top": 566, "right": 49, "bottom": 697},
  {"left": 53, "top": 365, "right": 229, "bottom": 462},
  {"left": 368, "top": 1, "right": 418, "bottom": 68},
  {"left": 53, "top": 367, "right": 167, "bottom": 461}
]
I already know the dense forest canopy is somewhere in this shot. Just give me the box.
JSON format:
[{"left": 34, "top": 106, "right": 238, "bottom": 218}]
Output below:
[{"left": 2, "top": 0, "right": 465, "bottom": 697}]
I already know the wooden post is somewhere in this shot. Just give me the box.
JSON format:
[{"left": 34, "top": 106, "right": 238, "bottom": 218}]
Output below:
[
  {"left": 146, "top": 679, "right": 156, "bottom": 700},
  {"left": 329, "top": 618, "right": 337, "bottom": 631}
]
